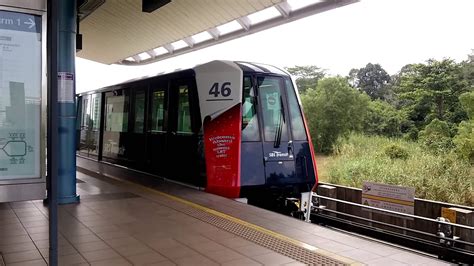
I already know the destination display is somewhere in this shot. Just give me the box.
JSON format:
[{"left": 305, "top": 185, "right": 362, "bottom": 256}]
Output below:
[{"left": 0, "top": 10, "right": 42, "bottom": 180}]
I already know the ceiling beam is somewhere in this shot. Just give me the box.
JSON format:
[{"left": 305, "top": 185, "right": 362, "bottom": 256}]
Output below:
[
  {"left": 236, "top": 17, "right": 251, "bottom": 31},
  {"left": 275, "top": 2, "right": 291, "bottom": 18}
]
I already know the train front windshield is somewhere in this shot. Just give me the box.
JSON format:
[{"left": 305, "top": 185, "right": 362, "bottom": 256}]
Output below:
[
  {"left": 242, "top": 76, "right": 306, "bottom": 142},
  {"left": 241, "top": 74, "right": 314, "bottom": 195}
]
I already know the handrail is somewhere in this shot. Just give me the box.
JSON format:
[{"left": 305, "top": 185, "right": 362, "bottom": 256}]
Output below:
[
  {"left": 312, "top": 193, "right": 474, "bottom": 231},
  {"left": 314, "top": 206, "right": 474, "bottom": 247}
]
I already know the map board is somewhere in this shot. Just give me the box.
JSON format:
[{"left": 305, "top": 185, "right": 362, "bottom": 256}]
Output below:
[
  {"left": 0, "top": 10, "right": 42, "bottom": 180},
  {"left": 362, "top": 181, "right": 415, "bottom": 215}
]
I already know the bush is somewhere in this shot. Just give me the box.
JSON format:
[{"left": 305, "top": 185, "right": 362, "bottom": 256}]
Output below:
[
  {"left": 384, "top": 144, "right": 409, "bottom": 160},
  {"left": 418, "top": 119, "right": 454, "bottom": 154},
  {"left": 459, "top": 91, "right": 474, "bottom": 119},
  {"left": 326, "top": 134, "right": 473, "bottom": 205}
]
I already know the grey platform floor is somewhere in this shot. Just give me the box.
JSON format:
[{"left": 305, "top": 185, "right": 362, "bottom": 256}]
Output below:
[{"left": 0, "top": 161, "right": 450, "bottom": 265}]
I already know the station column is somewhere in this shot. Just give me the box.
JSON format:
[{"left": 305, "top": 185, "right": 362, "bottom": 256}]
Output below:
[{"left": 57, "top": 0, "right": 79, "bottom": 204}]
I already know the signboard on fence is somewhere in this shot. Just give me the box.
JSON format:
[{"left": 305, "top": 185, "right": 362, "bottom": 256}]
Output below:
[{"left": 362, "top": 181, "right": 415, "bottom": 215}]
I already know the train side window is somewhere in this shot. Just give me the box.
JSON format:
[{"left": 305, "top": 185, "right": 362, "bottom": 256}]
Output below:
[
  {"left": 285, "top": 79, "right": 307, "bottom": 140},
  {"left": 177, "top": 85, "right": 192, "bottom": 133},
  {"left": 134, "top": 91, "right": 146, "bottom": 133},
  {"left": 242, "top": 76, "right": 260, "bottom": 141},
  {"left": 105, "top": 92, "right": 129, "bottom": 132},
  {"left": 80, "top": 96, "right": 89, "bottom": 129},
  {"left": 90, "top": 93, "right": 101, "bottom": 131},
  {"left": 151, "top": 90, "right": 166, "bottom": 132}
]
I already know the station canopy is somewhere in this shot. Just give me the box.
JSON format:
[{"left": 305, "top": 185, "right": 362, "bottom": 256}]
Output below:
[{"left": 77, "top": 0, "right": 358, "bottom": 65}]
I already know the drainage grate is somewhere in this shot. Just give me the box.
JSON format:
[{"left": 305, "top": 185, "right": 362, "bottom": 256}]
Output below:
[{"left": 179, "top": 204, "right": 348, "bottom": 265}]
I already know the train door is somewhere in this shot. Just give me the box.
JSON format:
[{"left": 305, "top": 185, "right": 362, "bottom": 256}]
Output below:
[
  {"left": 256, "top": 75, "right": 297, "bottom": 185},
  {"left": 147, "top": 81, "right": 168, "bottom": 177},
  {"left": 128, "top": 88, "right": 147, "bottom": 170},
  {"left": 167, "top": 77, "right": 201, "bottom": 184},
  {"left": 241, "top": 76, "right": 266, "bottom": 187}
]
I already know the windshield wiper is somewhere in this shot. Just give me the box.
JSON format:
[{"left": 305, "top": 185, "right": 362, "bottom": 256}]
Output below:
[{"left": 273, "top": 96, "right": 285, "bottom": 148}]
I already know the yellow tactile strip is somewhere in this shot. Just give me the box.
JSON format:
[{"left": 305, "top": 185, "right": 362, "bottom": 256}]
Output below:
[
  {"left": 153, "top": 189, "right": 358, "bottom": 265},
  {"left": 78, "top": 167, "right": 360, "bottom": 265}
]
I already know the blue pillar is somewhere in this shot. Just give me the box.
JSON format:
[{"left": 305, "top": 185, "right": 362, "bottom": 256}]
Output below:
[{"left": 57, "top": 0, "right": 79, "bottom": 204}]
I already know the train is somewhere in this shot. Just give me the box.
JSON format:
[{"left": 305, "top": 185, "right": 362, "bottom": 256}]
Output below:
[{"left": 76, "top": 60, "right": 318, "bottom": 211}]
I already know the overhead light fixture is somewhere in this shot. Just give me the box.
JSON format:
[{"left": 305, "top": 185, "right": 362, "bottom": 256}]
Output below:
[
  {"left": 153, "top": 47, "right": 168, "bottom": 56},
  {"left": 216, "top": 20, "right": 242, "bottom": 35},
  {"left": 247, "top": 6, "right": 281, "bottom": 25},
  {"left": 191, "top": 31, "right": 213, "bottom": 43},
  {"left": 171, "top": 40, "right": 188, "bottom": 50},
  {"left": 287, "top": 0, "right": 323, "bottom": 11},
  {"left": 138, "top": 52, "right": 151, "bottom": 61}
]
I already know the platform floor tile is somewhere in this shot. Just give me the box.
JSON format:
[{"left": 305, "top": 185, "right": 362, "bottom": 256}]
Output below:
[{"left": 0, "top": 164, "right": 453, "bottom": 265}]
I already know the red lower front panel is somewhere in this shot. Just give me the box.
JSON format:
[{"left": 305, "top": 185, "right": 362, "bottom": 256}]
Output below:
[{"left": 203, "top": 104, "right": 242, "bottom": 198}]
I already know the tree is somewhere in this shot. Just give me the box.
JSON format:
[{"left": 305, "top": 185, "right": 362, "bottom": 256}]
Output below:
[
  {"left": 461, "top": 50, "right": 474, "bottom": 87},
  {"left": 397, "top": 59, "right": 469, "bottom": 127},
  {"left": 301, "top": 77, "right": 369, "bottom": 153},
  {"left": 453, "top": 91, "right": 474, "bottom": 163},
  {"left": 285, "top": 65, "right": 325, "bottom": 93},
  {"left": 349, "top": 63, "right": 391, "bottom": 100},
  {"left": 363, "top": 100, "right": 403, "bottom": 137}
]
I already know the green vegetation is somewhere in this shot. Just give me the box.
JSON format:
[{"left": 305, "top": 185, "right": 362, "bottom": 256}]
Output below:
[
  {"left": 287, "top": 52, "right": 474, "bottom": 205},
  {"left": 300, "top": 77, "right": 368, "bottom": 153},
  {"left": 325, "top": 134, "right": 473, "bottom": 205},
  {"left": 384, "top": 144, "right": 409, "bottom": 160}
]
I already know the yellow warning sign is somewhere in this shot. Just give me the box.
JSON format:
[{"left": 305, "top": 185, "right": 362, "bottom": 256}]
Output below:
[{"left": 441, "top": 207, "right": 456, "bottom": 224}]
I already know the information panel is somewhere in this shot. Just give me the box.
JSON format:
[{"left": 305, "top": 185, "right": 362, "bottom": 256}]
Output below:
[
  {"left": 0, "top": 10, "right": 42, "bottom": 180},
  {"left": 362, "top": 181, "right": 415, "bottom": 215}
]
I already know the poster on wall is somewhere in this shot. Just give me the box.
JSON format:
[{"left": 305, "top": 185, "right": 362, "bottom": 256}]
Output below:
[{"left": 0, "top": 10, "right": 42, "bottom": 179}]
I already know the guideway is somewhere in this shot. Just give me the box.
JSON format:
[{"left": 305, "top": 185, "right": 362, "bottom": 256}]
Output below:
[{"left": 303, "top": 183, "right": 474, "bottom": 264}]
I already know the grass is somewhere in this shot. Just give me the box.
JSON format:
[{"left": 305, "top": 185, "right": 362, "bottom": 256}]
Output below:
[
  {"left": 317, "top": 133, "right": 474, "bottom": 206},
  {"left": 315, "top": 154, "right": 331, "bottom": 183}
]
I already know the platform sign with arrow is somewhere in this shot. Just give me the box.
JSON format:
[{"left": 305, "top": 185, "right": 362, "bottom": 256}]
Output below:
[{"left": 0, "top": 9, "right": 42, "bottom": 181}]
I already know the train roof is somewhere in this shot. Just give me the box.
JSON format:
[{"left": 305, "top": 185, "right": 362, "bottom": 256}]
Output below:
[{"left": 78, "top": 60, "right": 291, "bottom": 95}]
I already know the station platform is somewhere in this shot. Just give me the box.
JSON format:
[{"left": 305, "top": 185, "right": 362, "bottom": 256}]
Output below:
[{"left": 0, "top": 159, "right": 450, "bottom": 265}]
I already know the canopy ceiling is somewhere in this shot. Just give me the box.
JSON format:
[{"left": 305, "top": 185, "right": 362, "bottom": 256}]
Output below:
[{"left": 77, "top": 0, "right": 358, "bottom": 65}]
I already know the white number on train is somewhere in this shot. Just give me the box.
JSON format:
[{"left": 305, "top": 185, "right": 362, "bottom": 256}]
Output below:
[{"left": 209, "top": 82, "right": 232, "bottom": 97}]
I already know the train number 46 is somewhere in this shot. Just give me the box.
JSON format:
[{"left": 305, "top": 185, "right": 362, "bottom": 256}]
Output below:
[{"left": 209, "top": 82, "right": 231, "bottom": 97}]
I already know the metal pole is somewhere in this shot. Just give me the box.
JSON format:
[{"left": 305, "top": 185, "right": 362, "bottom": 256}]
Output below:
[
  {"left": 305, "top": 192, "right": 312, "bottom": 223},
  {"left": 47, "top": 0, "right": 59, "bottom": 264},
  {"left": 57, "top": 0, "right": 79, "bottom": 204}
]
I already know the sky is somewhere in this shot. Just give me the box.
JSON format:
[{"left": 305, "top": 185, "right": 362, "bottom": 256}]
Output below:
[{"left": 76, "top": 0, "right": 474, "bottom": 93}]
